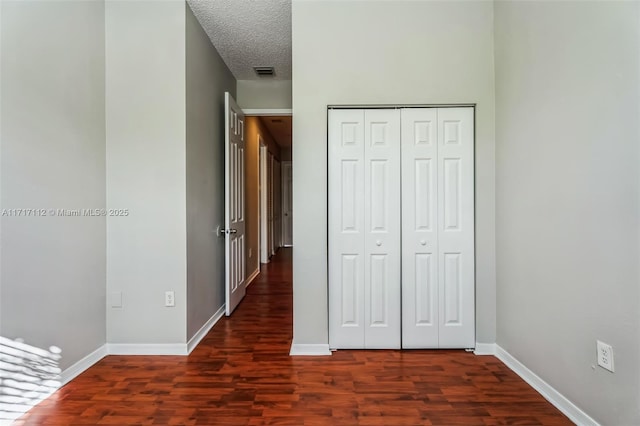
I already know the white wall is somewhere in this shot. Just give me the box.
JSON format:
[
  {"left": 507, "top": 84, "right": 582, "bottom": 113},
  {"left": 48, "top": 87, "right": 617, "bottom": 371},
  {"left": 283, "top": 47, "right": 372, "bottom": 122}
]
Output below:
[
  {"left": 291, "top": 0, "right": 496, "bottom": 345},
  {"left": 0, "top": 0, "right": 106, "bottom": 370},
  {"left": 494, "top": 2, "right": 640, "bottom": 424},
  {"left": 185, "top": 4, "right": 236, "bottom": 340},
  {"left": 106, "top": 0, "right": 187, "bottom": 344},
  {"left": 237, "top": 80, "right": 292, "bottom": 110}
]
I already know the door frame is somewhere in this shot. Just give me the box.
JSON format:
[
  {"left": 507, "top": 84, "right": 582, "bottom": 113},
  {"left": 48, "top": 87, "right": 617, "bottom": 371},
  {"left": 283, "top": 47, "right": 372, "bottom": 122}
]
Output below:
[
  {"left": 243, "top": 109, "right": 292, "bottom": 116},
  {"left": 246, "top": 108, "right": 293, "bottom": 267}
]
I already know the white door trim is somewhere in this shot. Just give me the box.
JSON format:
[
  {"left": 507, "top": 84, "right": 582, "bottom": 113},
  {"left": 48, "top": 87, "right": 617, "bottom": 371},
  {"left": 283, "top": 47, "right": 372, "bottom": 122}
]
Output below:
[{"left": 242, "top": 108, "right": 292, "bottom": 116}]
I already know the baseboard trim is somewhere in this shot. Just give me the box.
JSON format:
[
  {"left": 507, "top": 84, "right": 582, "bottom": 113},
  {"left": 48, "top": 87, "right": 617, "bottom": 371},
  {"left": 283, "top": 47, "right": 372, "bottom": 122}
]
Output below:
[
  {"left": 473, "top": 342, "right": 496, "bottom": 356},
  {"left": 0, "top": 343, "right": 109, "bottom": 424},
  {"left": 187, "top": 305, "right": 226, "bottom": 354},
  {"left": 495, "top": 345, "right": 599, "bottom": 426},
  {"left": 61, "top": 344, "right": 108, "bottom": 385},
  {"left": 245, "top": 268, "right": 260, "bottom": 287},
  {"left": 106, "top": 343, "right": 188, "bottom": 356},
  {"left": 289, "top": 343, "right": 332, "bottom": 356}
]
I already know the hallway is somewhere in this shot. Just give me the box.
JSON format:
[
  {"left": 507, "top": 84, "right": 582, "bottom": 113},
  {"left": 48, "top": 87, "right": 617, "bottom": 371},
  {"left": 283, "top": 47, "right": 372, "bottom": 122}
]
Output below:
[{"left": 16, "top": 248, "right": 570, "bottom": 425}]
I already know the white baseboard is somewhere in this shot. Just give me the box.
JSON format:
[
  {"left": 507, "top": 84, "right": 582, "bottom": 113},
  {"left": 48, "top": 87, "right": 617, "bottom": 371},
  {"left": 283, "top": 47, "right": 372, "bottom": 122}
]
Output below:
[
  {"left": 245, "top": 268, "right": 260, "bottom": 287},
  {"left": 1, "top": 345, "right": 108, "bottom": 423},
  {"left": 59, "top": 310, "right": 227, "bottom": 381},
  {"left": 106, "top": 343, "right": 188, "bottom": 356},
  {"left": 289, "top": 343, "right": 332, "bottom": 356},
  {"left": 495, "top": 345, "right": 599, "bottom": 426},
  {"left": 187, "top": 305, "right": 225, "bottom": 354},
  {"left": 473, "top": 342, "right": 496, "bottom": 356},
  {"left": 61, "top": 344, "right": 108, "bottom": 385}
]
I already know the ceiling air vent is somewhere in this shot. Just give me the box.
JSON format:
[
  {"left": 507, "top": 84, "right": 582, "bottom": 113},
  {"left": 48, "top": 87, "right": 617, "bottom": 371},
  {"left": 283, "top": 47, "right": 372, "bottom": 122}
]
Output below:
[{"left": 253, "top": 66, "right": 275, "bottom": 77}]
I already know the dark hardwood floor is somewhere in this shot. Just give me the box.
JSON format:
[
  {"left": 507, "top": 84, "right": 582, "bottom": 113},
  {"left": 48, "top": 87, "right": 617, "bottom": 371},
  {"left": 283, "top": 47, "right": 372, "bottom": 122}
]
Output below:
[{"left": 16, "top": 248, "right": 571, "bottom": 425}]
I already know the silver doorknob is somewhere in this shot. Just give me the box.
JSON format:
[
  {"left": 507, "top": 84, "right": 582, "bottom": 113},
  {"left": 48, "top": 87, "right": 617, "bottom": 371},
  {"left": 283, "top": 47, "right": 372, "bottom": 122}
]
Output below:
[
  {"left": 420, "top": 240, "right": 427, "bottom": 246},
  {"left": 376, "top": 240, "right": 382, "bottom": 246}
]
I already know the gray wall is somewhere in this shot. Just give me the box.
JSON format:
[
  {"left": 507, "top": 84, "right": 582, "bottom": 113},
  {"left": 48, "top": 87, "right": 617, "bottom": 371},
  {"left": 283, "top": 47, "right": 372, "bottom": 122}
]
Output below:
[
  {"left": 0, "top": 0, "right": 106, "bottom": 370},
  {"left": 185, "top": 4, "right": 236, "bottom": 340},
  {"left": 237, "top": 80, "right": 292, "bottom": 110},
  {"left": 105, "top": 0, "right": 187, "bottom": 344},
  {"left": 494, "top": 2, "right": 640, "bottom": 424},
  {"left": 0, "top": 0, "right": 236, "bottom": 356},
  {"left": 291, "top": 0, "right": 496, "bottom": 345}
]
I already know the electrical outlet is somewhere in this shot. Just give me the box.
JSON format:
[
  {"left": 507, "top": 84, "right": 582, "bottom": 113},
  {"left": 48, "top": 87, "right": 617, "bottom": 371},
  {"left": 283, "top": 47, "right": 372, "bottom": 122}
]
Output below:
[
  {"left": 597, "top": 340, "right": 614, "bottom": 372},
  {"left": 165, "top": 291, "right": 175, "bottom": 307}
]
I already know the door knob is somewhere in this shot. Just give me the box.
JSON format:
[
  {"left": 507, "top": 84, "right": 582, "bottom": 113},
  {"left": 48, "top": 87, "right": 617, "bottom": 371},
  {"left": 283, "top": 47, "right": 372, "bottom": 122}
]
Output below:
[
  {"left": 376, "top": 240, "right": 382, "bottom": 246},
  {"left": 420, "top": 240, "right": 427, "bottom": 246}
]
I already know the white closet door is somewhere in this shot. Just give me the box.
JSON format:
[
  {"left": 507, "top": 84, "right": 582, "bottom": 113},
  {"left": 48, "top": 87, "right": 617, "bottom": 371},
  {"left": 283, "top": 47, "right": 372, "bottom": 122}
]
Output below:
[
  {"left": 330, "top": 107, "right": 473, "bottom": 350},
  {"left": 329, "top": 109, "right": 366, "bottom": 348},
  {"left": 401, "top": 108, "right": 439, "bottom": 348},
  {"left": 437, "top": 107, "right": 474, "bottom": 348},
  {"left": 363, "top": 109, "right": 401, "bottom": 349},
  {"left": 329, "top": 109, "right": 401, "bottom": 349}
]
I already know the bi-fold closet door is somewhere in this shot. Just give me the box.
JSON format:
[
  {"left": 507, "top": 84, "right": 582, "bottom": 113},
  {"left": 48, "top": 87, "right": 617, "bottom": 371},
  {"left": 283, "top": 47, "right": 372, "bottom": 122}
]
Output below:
[
  {"left": 328, "top": 109, "right": 402, "bottom": 349},
  {"left": 328, "top": 107, "right": 474, "bottom": 350}
]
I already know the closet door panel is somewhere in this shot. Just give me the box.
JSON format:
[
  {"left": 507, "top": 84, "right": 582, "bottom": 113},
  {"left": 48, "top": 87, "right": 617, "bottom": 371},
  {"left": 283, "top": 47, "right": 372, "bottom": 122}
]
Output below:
[
  {"left": 401, "top": 108, "right": 439, "bottom": 348},
  {"left": 437, "top": 107, "right": 475, "bottom": 348},
  {"left": 329, "top": 109, "right": 366, "bottom": 349},
  {"left": 364, "top": 109, "right": 401, "bottom": 349},
  {"left": 330, "top": 106, "right": 474, "bottom": 351}
]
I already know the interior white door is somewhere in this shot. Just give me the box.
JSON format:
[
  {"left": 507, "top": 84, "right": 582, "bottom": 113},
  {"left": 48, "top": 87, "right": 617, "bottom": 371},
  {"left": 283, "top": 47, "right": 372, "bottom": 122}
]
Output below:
[
  {"left": 281, "top": 162, "right": 293, "bottom": 246},
  {"left": 268, "top": 154, "right": 276, "bottom": 256},
  {"left": 259, "top": 144, "right": 269, "bottom": 264},
  {"left": 273, "top": 159, "right": 282, "bottom": 250},
  {"left": 436, "top": 107, "right": 474, "bottom": 348},
  {"left": 224, "top": 92, "right": 246, "bottom": 316},
  {"left": 329, "top": 109, "right": 365, "bottom": 348},
  {"left": 401, "top": 108, "right": 439, "bottom": 348},
  {"left": 363, "top": 109, "right": 401, "bottom": 348},
  {"left": 329, "top": 109, "right": 401, "bottom": 349},
  {"left": 401, "top": 107, "right": 475, "bottom": 348}
]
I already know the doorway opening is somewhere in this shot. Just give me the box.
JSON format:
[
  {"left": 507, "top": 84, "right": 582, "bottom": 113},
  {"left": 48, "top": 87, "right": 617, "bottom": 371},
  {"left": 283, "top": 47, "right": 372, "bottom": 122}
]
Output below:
[{"left": 244, "top": 113, "right": 292, "bottom": 285}]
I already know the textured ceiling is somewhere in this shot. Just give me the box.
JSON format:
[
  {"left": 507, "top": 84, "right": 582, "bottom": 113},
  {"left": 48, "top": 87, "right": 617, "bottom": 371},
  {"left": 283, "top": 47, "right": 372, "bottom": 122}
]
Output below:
[
  {"left": 187, "top": 0, "right": 292, "bottom": 80},
  {"left": 260, "top": 116, "right": 292, "bottom": 147}
]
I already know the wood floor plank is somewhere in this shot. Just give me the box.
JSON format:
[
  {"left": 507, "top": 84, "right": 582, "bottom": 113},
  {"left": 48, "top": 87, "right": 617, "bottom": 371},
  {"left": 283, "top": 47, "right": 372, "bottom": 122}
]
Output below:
[{"left": 17, "top": 248, "right": 572, "bottom": 425}]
